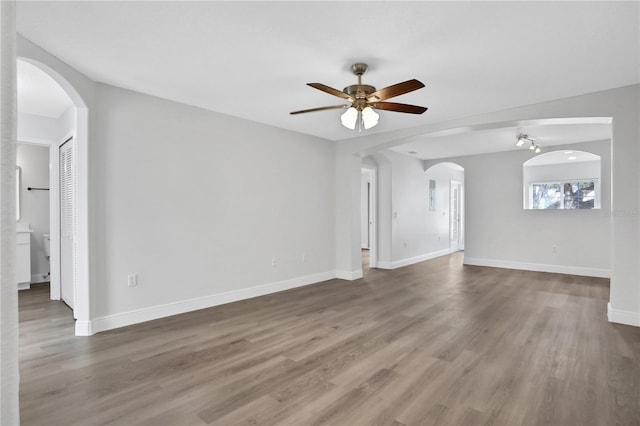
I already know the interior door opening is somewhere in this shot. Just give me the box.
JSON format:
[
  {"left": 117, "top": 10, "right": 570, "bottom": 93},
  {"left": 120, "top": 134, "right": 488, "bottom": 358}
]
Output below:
[
  {"left": 450, "top": 180, "right": 464, "bottom": 252},
  {"left": 361, "top": 166, "right": 377, "bottom": 271}
]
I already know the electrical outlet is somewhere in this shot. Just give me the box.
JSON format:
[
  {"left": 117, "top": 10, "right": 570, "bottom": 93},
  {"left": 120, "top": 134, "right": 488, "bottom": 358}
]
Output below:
[
  {"left": 403, "top": 242, "right": 408, "bottom": 248},
  {"left": 127, "top": 274, "right": 138, "bottom": 287},
  {"left": 302, "top": 253, "right": 307, "bottom": 262},
  {"left": 271, "top": 258, "right": 278, "bottom": 267},
  {"left": 552, "top": 245, "right": 557, "bottom": 253}
]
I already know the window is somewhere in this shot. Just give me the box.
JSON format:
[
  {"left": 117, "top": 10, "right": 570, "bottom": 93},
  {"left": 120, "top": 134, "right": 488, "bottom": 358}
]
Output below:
[{"left": 530, "top": 179, "right": 598, "bottom": 210}]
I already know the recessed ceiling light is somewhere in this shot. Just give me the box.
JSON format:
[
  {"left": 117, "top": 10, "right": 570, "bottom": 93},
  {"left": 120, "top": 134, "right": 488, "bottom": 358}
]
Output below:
[
  {"left": 564, "top": 151, "right": 573, "bottom": 154},
  {"left": 408, "top": 151, "right": 418, "bottom": 155},
  {"left": 568, "top": 156, "right": 577, "bottom": 160}
]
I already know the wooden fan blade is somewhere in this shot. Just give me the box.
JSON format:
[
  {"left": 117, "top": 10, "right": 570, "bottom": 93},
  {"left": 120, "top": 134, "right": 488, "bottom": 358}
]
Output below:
[
  {"left": 307, "top": 83, "right": 352, "bottom": 100},
  {"left": 372, "top": 102, "right": 428, "bottom": 114},
  {"left": 290, "top": 104, "right": 349, "bottom": 115},
  {"left": 367, "top": 79, "right": 425, "bottom": 101}
]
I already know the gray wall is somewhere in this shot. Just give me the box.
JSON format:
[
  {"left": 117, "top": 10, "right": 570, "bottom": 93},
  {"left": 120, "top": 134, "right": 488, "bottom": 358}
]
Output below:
[{"left": 92, "top": 83, "right": 336, "bottom": 317}]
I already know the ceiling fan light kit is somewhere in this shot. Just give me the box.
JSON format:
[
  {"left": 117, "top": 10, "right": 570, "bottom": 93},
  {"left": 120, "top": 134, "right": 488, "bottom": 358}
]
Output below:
[{"left": 291, "top": 63, "right": 428, "bottom": 132}]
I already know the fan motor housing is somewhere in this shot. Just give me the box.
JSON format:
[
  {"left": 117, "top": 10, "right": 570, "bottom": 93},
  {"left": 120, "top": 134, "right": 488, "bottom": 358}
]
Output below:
[{"left": 343, "top": 84, "right": 376, "bottom": 99}]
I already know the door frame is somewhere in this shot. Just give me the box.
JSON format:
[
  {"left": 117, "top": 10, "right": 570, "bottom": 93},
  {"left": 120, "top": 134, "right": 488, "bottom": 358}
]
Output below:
[
  {"left": 361, "top": 166, "right": 377, "bottom": 268},
  {"left": 17, "top": 136, "right": 72, "bottom": 312},
  {"left": 57, "top": 135, "right": 76, "bottom": 313},
  {"left": 450, "top": 180, "right": 464, "bottom": 252}
]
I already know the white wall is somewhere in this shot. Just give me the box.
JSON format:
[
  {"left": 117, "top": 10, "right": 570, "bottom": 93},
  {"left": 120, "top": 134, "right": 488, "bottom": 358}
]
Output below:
[
  {"left": 426, "top": 139, "right": 611, "bottom": 277},
  {"left": 18, "top": 107, "right": 76, "bottom": 143},
  {"left": 16, "top": 144, "right": 50, "bottom": 281},
  {"left": 524, "top": 159, "right": 600, "bottom": 183},
  {"left": 91, "top": 83, "right": 336, "bottom": 324},
  {"left": 369, "top": 153, "right": 392, "bottom": 266}
]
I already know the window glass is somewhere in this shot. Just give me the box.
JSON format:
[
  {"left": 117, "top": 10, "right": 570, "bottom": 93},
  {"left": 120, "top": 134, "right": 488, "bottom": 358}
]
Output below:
[{"left": 530, "top": 179, "right": 597, "bottom": 210}]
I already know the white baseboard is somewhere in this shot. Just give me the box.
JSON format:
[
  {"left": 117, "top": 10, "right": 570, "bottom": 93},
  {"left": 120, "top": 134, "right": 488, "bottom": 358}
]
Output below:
[
  {"left": 608, "top": 303, "right": 640, "bottom": 327},
  {"left": 18, "top": 282, "right": 30, "bottom": 291},
  {"left": 335, "top": 269, "right": 363, "bottom": 280},
  {"left": 31, "top": 273, "right": 50, "bottom": 284},
  {"left": 377, "top": 248, "right": 451, "bottom": 270},
  {"left": 75, "top": 320, "right": 93, "bottom": 336},
  {"left": 89, "top": 270, "right": 338, "bottom": 335},
  {"left": 463, "top": 257, "right": 610, "bottom": 278}
]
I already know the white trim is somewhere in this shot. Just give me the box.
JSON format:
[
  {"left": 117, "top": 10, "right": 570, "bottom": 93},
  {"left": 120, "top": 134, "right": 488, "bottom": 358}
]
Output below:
[
  {"left": 335, "top": 269, "right": 363, "bottom": 280},
  {"left": 608, "top": 303, "right": 640, "bottom": 327},
  {"left": 378, "top": 249, "right": 451, "bottom": 270},
  {"left": 18, "top": 283, "right": 31, "bottom": 291},
  {"left": 75, "top": 320, "right": 92, "bottom": 336},
  {"left": 88, "top": 270, "right": 337, "bottom": 335},
  {"left": 48, "top": 143, "right": 60, "bottom": 301},
  {"left": 464, "top": 257, "right": 610, "bottom": 278}
]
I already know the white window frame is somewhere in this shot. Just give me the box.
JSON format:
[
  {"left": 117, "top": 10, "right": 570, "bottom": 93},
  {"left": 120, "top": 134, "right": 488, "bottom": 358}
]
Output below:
[{"left": 528, "top": 178, "right": 600, "bottom": 210}]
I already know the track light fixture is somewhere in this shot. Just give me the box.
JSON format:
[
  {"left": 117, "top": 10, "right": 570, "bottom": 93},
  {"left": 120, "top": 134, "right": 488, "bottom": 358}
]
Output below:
[
  {"left": 516, "top": 133, "right": 542, "bottom": 154},
  {"left": 516, "top": 134, "right": 527, "bottom": 147}
]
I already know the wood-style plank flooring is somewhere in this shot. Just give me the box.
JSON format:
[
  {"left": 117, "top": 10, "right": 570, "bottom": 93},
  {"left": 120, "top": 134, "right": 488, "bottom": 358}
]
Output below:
[{"left": 19, "top": 252, "right": 640, "bottom": 425}]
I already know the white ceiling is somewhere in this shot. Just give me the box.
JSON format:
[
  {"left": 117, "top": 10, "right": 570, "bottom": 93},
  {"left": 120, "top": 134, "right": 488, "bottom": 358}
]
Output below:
[
  {"left": 17, "top": 59, "right": 72, "bottom": 118},
  {"left": 389, "top": 122, "right": 611, "bottom": 160},
  {"left": 16, "top": 2, "right": 639, "bottom": 141}
]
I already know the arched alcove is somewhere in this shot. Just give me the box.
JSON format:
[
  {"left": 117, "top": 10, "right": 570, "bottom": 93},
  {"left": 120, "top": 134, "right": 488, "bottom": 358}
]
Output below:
[{"left": 523, "top": 150, "right": 601, "bottom": 210}]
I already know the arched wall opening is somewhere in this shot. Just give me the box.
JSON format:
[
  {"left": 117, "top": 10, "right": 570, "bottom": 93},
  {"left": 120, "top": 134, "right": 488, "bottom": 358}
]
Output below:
[
  {"left": 338, "top": 88, "right": 636, "bottom": 327},
  {"left": 424, "top": 162, "right": 465, "bottom": 254},
  {"left": 349, "top": 116, "right": 612, "bottom": 276},
  {"left": 17, "top": 55, "right": 91, "bottom": 336}
]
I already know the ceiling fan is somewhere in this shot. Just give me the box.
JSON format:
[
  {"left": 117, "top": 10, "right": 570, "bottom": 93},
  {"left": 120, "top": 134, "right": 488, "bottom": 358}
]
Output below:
[{"left": 290, "top": 63, "right": 428, "bottom": 131}]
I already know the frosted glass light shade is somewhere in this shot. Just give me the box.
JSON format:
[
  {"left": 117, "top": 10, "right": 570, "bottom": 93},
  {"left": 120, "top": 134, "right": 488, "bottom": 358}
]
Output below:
[
  {"left": 362, "top": 107, "right": 379, "bottom": 129},
  {"left": 341, "top": 107, "right": 358, "bottom": 130}
]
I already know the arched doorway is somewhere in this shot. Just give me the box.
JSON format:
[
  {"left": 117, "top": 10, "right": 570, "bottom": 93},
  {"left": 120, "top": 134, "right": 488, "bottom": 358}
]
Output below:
[
  {"left": 424, "top": 162, "right": 465, "bottom": 253},
  {"left": 17, "top": 57, "right": 91, "bottom": 336}
]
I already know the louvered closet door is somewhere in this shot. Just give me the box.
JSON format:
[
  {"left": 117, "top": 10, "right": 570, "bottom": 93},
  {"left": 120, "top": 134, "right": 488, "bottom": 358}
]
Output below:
[{"left": 60, "top": 138, "right": 75, "bottom": 312}]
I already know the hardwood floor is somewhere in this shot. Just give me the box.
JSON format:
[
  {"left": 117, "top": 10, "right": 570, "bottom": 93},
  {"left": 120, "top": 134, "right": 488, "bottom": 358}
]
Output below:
[{"left": 19, "top": 253, "right": 640, "bottom": 425}]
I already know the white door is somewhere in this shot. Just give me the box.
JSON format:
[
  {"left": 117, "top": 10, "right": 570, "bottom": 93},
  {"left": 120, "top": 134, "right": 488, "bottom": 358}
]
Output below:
[
  {"left": 450, "top": 181, "right": 462, "bottom": 252},
  {"left": 60, "top": 138, "right": 75, "bottom": 312}
]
